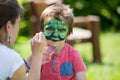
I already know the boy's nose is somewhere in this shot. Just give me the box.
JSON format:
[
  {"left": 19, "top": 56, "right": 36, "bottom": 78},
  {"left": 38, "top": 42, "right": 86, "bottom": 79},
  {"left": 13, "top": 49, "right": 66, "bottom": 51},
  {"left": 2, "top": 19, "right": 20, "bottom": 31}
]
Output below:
[{"left": 53, "top": 30, "right": 59, "bottom": 37}]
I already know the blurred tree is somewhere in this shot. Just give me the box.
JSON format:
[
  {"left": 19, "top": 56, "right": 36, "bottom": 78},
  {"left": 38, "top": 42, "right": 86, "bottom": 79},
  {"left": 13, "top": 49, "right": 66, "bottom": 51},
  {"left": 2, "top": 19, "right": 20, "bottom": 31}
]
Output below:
[
  {"left": 18, "top": 0, "right": 120, "bottom": 37},
  {"left": 64, "top": 0, "right": 120, "bottom": 31},
  {"left": 18, "top": 0, "right": 31, "bottom": 37}
]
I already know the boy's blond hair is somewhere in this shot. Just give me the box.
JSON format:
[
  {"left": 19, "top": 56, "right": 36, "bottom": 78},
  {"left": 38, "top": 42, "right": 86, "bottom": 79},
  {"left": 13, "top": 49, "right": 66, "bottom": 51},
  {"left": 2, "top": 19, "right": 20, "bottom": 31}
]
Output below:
[{"left": 40, "top": 3, "right": 74, "bottom": 35}]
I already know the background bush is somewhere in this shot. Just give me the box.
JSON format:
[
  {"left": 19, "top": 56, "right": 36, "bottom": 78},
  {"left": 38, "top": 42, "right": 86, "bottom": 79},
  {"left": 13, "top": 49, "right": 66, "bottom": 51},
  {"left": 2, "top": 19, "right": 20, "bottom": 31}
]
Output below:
[
  {"left": 18, "top": 0, "right": 120, "bottom": 37},
  {"left": 64, "top": 0, "right": 120, "bottom": 31}
]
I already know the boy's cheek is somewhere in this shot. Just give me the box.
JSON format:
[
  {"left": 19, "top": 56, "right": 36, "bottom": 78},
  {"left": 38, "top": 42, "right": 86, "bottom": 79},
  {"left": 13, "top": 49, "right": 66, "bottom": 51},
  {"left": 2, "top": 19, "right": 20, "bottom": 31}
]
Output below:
[
  {"left": 44, "top": 31, "right": 52, "bottom": 36},
  {"left": 59, "top": 33, "right": 67, "bottom": 39}
]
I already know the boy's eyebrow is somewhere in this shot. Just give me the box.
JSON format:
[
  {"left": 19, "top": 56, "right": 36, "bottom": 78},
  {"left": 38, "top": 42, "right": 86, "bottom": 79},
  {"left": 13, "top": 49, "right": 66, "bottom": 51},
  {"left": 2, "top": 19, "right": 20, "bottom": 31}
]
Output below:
[{"left": 46, "top": 26, "right": 53, "bottom": 29}]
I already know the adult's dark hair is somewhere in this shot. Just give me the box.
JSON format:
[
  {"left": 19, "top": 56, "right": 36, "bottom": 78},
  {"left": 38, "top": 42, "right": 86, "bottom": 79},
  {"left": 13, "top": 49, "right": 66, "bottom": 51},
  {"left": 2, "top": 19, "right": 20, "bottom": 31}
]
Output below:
[{"left": 0, "top": 0, "right": 23, "bottom": 29}]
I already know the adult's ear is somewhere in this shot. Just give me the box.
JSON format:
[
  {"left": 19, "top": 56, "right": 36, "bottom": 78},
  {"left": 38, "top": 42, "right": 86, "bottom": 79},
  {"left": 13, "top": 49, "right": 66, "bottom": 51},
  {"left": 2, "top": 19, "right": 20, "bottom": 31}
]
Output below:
[{"left": 5, "top": 21, "right": 12, "bottom": 34}]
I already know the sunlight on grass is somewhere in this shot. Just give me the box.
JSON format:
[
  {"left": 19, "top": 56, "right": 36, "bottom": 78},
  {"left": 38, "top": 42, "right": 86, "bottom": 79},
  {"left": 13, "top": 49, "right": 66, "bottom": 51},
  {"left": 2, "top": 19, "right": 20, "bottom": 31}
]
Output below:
[
  {"left": 87, "top": 64, "right": 120, "bottom": 80},
  {"left": 73, "top": 32, "right": 120, "bottom": 80},
  {"left": 100, "top": 33, "right": 120, "bottom": 65},
  {"left": 13, "top": 36, "right": 31, "bottom": 59}
]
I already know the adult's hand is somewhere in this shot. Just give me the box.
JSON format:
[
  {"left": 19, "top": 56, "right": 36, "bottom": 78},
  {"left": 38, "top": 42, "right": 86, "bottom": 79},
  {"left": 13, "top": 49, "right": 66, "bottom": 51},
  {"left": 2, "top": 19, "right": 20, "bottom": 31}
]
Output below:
[{"left": 31, "top": 32, "right": 46, "bottom": 55}]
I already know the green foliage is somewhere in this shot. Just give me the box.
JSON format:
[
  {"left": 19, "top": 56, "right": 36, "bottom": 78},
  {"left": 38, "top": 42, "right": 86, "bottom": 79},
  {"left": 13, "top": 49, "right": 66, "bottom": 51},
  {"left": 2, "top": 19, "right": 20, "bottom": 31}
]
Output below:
[
  {"left": 18, "top": 0, "right": 31, "bottom": 37},
  {"left": 18, "top": 0, "right": 120, "bottom": 37},
  {"left": 14, "top": 36, "right": 31, "bottom": 58},
  {"left": 18, "top": 0, "right": 27, "bottom": 4},
  {"left": 64, "top": 0, "right": 120, "bottom": 31}
]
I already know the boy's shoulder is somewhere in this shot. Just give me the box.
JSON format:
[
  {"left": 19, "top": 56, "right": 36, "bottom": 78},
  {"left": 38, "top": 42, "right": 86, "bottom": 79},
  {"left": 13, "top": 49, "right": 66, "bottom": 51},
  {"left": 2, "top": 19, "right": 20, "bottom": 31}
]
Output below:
[
  {"left": 64, "top": 43, "right": 77, "bottom": 51},
  {"left": 63, "top": 43, "right": 79, "bottom": 55},
  {"left": 61, "top": 43, "right": 83, "bottom": 61}
]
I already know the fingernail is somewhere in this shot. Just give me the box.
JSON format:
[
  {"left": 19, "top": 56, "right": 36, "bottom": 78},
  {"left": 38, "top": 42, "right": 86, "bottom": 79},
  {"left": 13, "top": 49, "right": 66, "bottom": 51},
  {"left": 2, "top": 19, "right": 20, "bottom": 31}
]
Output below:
[{"left": 39, "top": 32, "right": 43, "bottom": 34}]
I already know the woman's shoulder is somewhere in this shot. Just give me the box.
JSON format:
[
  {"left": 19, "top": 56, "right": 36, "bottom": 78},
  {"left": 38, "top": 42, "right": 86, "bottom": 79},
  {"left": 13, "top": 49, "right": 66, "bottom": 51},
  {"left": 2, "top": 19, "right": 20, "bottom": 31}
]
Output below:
[
  {"left": 0, "top": 43, "right": 24, "bottom": 78},
  {"left": 0, "top": 43, "right": 22, "bottom": 60}
]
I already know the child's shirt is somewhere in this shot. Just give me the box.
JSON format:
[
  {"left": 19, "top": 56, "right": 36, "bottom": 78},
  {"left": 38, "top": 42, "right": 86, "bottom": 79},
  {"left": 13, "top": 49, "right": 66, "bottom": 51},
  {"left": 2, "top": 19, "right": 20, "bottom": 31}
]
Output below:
[{"left": 41, "top": 43, "right": 86, "bottom": 80}]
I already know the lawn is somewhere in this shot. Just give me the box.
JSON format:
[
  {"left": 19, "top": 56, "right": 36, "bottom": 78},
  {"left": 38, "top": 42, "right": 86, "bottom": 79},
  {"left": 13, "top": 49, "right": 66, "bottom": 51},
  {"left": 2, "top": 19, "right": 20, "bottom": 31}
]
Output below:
[{"left": 14, "top": 32, "right": 120, "bottom": 80}]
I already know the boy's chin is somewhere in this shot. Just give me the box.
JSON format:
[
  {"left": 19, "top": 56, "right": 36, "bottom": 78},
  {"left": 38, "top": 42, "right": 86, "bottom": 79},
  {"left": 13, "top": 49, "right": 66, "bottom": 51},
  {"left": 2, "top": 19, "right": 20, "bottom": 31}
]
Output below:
[
  {"left": 47, "top": 39, "right": 65, "bottom": 42},
  {"left": 47, "top": 40, "right": 65, "bottom": 46}
]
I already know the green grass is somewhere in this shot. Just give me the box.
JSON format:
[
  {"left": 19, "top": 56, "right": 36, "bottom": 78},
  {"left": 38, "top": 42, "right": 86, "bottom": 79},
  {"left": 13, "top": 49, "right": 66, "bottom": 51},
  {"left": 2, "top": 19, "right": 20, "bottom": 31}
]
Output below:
[
  {"left": 74, "top": 32, "right": 120, "bottom": 80},
  {"left": 13, "top": 32, "right": 120, "bottom": 80}
]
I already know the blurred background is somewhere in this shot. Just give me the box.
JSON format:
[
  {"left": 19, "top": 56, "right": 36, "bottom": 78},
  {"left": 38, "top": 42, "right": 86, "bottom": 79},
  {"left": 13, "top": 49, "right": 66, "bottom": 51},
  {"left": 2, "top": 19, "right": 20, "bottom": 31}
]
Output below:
[{"left": 14, "top": 0, "right": 120, "bottom": 80}]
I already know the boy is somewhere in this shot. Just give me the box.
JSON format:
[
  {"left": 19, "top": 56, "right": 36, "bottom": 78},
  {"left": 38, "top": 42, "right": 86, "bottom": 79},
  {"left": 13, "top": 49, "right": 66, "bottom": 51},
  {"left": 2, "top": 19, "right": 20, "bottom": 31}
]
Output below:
[{"left": 40, "top": 3, "right": 86, "bottom": 80}]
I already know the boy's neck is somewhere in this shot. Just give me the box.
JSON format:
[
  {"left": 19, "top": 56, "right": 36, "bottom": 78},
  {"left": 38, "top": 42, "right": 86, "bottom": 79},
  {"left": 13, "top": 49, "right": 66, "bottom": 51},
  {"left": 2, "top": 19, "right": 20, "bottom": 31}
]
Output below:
[
  {"left": 47, "top": 40, "right": 65, "bottom": 53},
  {"left": 55, "top": 42, "right": 65, "bottom": 54}
]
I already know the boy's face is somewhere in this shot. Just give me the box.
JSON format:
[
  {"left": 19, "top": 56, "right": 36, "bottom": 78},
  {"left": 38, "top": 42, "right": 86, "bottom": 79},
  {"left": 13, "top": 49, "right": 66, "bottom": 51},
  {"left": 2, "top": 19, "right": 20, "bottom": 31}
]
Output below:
[{"left": 44, "top": 18, "right": 68, "bottom": 42}]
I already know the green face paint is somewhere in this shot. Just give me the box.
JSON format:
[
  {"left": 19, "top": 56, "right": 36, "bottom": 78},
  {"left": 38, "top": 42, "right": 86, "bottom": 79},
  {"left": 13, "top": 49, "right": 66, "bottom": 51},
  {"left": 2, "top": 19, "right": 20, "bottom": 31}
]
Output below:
[{"left": 44, "top": 18, "right": 68, "bottom": 42}]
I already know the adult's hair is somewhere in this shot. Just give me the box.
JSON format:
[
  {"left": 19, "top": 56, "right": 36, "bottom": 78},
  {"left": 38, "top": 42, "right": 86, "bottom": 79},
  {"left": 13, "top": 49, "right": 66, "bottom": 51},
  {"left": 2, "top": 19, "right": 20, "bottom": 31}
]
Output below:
[
  {"left": 40, "top": 3, "right": 74, "bottom": 35},
  {"left": 0, "top": 0, "right": 22, "bottom": 29}
]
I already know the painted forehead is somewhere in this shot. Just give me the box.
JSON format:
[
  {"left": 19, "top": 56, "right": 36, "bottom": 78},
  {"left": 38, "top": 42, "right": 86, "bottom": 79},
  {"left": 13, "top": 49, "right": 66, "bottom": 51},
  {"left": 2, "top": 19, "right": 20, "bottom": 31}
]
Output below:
[{"left": 44, "top": 18, "right": 67, "bottom": 27}]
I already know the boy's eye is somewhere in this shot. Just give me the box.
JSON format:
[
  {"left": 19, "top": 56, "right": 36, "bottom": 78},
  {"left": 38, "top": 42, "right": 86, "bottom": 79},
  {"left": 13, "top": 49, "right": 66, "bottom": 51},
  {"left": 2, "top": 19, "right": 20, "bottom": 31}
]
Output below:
[
  {"left": 58, "top": 29, "right": 66, "bottom": 32},
  {"left": 46, "top": 28, "right": 53, "bottom": 32}
]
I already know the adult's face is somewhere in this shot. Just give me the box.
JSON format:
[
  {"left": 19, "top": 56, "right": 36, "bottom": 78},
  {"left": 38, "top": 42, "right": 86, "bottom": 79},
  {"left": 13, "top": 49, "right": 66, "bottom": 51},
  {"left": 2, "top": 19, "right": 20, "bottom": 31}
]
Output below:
[
  {"left": 7, "top": 16, "right": 21, "bottom": 47},
  {"left": 44, "top": 18, "right": 68, "bottom": 42}
]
